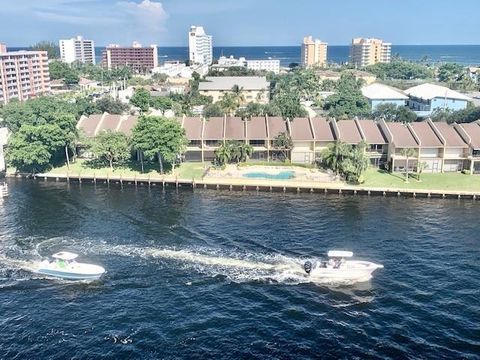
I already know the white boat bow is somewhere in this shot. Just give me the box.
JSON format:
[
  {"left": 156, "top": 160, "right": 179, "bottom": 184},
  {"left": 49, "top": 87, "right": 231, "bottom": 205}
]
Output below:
[
  {"left": 304, "top": 250, "right": 383, "bottom": 284},
  {"left": 36, "top": 251, "right": 105, "bottom": 280}
]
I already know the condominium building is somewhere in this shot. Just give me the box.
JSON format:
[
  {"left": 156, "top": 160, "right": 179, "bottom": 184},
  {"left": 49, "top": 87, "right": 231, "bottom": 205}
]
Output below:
[
  {"left": 246, "top": 59, "right": 281, "bottom": 74},
  {"left": 102, "top": 42, "right": 158, "bottom": 73},
  {"left": 301, "top": 36, "right": 328, "bottom": 67},
  {"left": 59, "top": 35, "right": 95, "bottom": 64},
  {"left": 189, "top": 26, "right": 213, "bottom": 65},
  {"left": 198, "top": 76, "right": 271, "bottom": 104},
  {"left": 0, "top": 44, "right": 51, "bottom": 105},
  {"left": 350, "top": 38, "right": 391, "bottom": 67}
]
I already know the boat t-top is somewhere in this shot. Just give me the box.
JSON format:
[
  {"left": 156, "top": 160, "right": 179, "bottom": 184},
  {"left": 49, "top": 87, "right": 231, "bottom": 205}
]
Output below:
[
  {"left": 36, "top": 251, "right": 105, "bottom": 280},
  {"left": 303, "top": 250, "right": 383, "bottom": 283}
]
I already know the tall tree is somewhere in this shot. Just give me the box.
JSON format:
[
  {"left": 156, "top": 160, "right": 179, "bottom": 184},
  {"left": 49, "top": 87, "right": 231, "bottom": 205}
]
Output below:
[
  {"left": 7, "top": 124, "right": 65, "bottom": 174},
  {"left": 130, "top": 88, "right": 152, "bottom": 113},
  {"left": 30, "top": 41, "right": 60, "bottom": 59},
  {"left": 323, "top": 74, "right": 370, "bottom": 119},
  {"left": 91, "top": 130, "right": 130, "bottom": 170},
  {"left": 372, "top": 103, "right": 417, "bottom": 122},
  {"left": 320, "top": 141, "right": 351, "bottom": 177},
  {"left": 95, "top": 96, "right": 129, "bottom": 114},
  {"left": 272, "top": 132, "right": 293, "bottom": 161},
  {"left": 219, "top": 93, "right": 238, "bottom": 115},
  {"left": 131, "top": 116, "right": 187, "bottom": 174},
  {"left": 400, "top": 148, "right": 417, "bottom": 183}
]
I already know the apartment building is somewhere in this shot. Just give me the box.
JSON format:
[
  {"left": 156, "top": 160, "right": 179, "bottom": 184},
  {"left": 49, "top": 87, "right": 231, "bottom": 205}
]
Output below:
[
  {"left": 350, "top": 38, "right": 391, "bottom": 67},
  {"left": 455, "top": 121, "right": 480, "bottom": 173},
  {"left": 0, "top": 44, "right": 51, "bottom": 105},
  {"left": 198, "top": 76, "right": 270, "bottom": 104},
  {"left": 246, "top": 59, "right": 281, "bottom": 74},
  {"left": 301, "top": 36, "right": 328, "bottom": 68},
  {"left": 189, "top": 26, "right": 213, "bottom": 65},
  {"left": 404, "top": 83, "right": 471, "bottom": 117},
  {"left": 59, "top": 35, "right": 95, "bottom": 64},
  {"left": 77, "top": 114, "right": 479, "bottom": 173},
  {"left": 102, "top": 42, "right": 158, "bottom": 73}
]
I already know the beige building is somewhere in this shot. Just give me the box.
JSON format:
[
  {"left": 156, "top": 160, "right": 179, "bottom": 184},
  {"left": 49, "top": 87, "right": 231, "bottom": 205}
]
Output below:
[
  {"left": 301, "top": 36, "right": 328, "bottom": 68},
  {"left": 198, "top": 76, "right": 270, "bottom": 104},
  {"left": 350, "top": 38, "right": 391, "bottom": 67}
]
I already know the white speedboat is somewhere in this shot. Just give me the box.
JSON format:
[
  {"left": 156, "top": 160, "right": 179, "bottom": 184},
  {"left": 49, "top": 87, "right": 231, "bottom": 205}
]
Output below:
[
  {"left": 303, "top": 250, "right": 383, "bottom": 284},
  {"left": 36, "top": 251, "right": 105, "bottom": 280}
]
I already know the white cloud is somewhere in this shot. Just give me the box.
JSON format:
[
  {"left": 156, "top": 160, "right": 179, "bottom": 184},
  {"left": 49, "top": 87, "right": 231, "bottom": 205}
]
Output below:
[
  {"left": 118, "top": 0, "right": 168, "bottom": 32},
  {"left": 0, "top": 0, "right": 169, "bottom": 44}
]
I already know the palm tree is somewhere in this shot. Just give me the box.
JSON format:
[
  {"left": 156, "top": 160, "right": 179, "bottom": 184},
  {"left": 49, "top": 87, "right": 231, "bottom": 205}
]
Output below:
[
  {"left": 400, "top": 148, "right": 417, "bottom": 183},
  {"left": 321, "top": 141, "right": 350, "bottom": 177},
  {"left": 219, "top": 93, "right": 238, "bottom": 116},
  {"left": 231, "top": 85, "right": 245, "bottom": 106},
  {"left": 214, "top": 143, "right": 231, "bottom": 166},
  {"left": 238, "top": 143, "right": 254, "bottom": 163}
]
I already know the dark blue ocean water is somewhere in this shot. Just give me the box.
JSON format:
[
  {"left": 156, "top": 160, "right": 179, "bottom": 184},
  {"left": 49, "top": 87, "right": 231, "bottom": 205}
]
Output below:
[
  {"left": 153, "top": 45, "right": 480, "bottom": 66},
  {"left": 10, "top": 45, "right": 480, "bottom": 66},
  {"left": 0, "top": 179, "right": 479, "bottom": 359}
]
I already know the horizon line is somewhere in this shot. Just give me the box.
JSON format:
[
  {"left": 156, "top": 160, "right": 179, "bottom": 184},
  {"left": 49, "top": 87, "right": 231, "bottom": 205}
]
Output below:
[{"left": 9, "top": 43, "right": 480, "bottom": 48}]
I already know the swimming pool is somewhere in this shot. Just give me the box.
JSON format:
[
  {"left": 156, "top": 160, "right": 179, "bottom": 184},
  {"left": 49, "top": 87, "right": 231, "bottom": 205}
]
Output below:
[{"left": 243, "top": 171, "right": 295, "bottom": 180}]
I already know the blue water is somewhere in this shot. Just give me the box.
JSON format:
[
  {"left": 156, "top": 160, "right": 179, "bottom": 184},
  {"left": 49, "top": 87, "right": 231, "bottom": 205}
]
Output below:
[
  {"left": 9, "top": 45, "right": 480, "bottom": 66},
  {"left": 0, "top": 179, "right": 479, "bottom": 358},
  {"left": 243, "top": 171, "right": 295, "bottom": 180}
]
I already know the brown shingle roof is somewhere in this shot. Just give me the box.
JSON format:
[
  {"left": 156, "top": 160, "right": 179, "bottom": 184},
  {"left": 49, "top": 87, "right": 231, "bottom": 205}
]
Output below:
[
  {"left": 247, "top": 117, "right": 267, "bottom": 140},
  {"left": 117, "top": 115, "right": 138, "bottom": 136},
  {"left": 204, "top": 117, "right": 224, "bottom": 140},
  {"left": 310, "top": 117, "right": 335, "bottom": 141},
  {"left": 387, "top": 122, "right": 419, "bottom": 147},
  {"left": 79, "top": 114, "right": 102, "bottom": 137},
  {"left": 289, "top": 117, "right": 314, "bottom": 141},
  {"left": 225, "top": 117, "right": 245, "bottom": 140},
  {"left": 267, "top": 117, "right": 287, "bottom": 139},
  {"left": 99, "top": 114, "right": 121, "bottom": 132},
  {"left": 410, "top": 122, "right": 443, "bottom": 147},
  {"left": 337, "top": 120, "right": 363, "bottom": 144},
  {"left": 433, "top": 122, "right": 467, "bottom": 147},
  {"left": 183, "top": 117, "right": 203, "bottom": 140},
  {"left": 357, "top": 120, "right": 387, "bottom": 144},
  {"left": 460, "top": 122, "right": 480, "bottom": 148}
]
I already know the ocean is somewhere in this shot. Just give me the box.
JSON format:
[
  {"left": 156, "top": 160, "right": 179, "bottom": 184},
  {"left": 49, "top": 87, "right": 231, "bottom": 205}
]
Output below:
[
  {"left": 0, "top": 180, "right": 479, "bottom": 358},
  {"left": 114, "top": 45, "right": 480, "bottom": 66},
  {"left": 9, "top": 45, "right": 480, "bottom": 67}
]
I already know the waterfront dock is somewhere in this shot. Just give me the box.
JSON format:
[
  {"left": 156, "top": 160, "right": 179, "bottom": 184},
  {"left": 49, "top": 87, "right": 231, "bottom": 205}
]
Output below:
[{"left": 8, "top": 172, "right": 480, "bottom": 200}]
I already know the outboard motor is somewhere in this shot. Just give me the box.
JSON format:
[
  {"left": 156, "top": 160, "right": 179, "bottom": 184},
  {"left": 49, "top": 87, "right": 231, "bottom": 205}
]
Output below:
[{"left": 304, "top": 261, "right": 313, "bottom": 274}]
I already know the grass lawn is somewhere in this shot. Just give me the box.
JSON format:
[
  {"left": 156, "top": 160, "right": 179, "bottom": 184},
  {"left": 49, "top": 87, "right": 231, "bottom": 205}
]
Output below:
[
  {"left": 46, "top": 160, "right": 207, "bottom": 179},
  {"left": 362, "top": 168, "right": 480, "bottom": 192}
]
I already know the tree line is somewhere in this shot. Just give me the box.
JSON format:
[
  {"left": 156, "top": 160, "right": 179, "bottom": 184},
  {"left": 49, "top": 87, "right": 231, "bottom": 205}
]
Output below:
[{"left": 0, "top": 96, "right": 187, "bottom": 174}]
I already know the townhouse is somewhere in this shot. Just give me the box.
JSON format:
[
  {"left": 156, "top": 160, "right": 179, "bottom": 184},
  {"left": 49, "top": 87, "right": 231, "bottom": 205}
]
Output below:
[{"left": 77, "top": 113, "right": 480, "bottom": 174}]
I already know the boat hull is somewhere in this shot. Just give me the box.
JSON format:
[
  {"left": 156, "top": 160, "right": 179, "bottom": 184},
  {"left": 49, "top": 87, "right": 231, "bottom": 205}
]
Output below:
[
  {"left": 309, "top": 260, "right": 383, "bottom": 284},
  {"left": 36, "top": 261, "right": 105, "bottom": 280}
]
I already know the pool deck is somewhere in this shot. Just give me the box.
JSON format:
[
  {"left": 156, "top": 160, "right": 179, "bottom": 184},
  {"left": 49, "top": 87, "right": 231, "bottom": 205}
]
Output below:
[{"left": 7, "top": 172, "right": 480, "bottom": 200}]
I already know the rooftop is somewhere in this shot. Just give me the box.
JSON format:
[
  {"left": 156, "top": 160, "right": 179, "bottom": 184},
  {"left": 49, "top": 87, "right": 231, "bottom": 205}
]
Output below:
[
  {"left": 361, "top": 83, "right": 408, "bottom": 100},
  {"left": 199, "top": 76, "right": 270, "bottom": 91},
  {"left": 404, "top": 83, "right": 471, "bottom": 101},
  {"left": 459, "top": 122, "right": 480, "bottom": 149},
  {"left": 410, "top": 122, "right": 443, "bottom": 147},
  {"left": 310, "top": 117, "right": 335, "bottom": 142},
  {"left": 357, "top": 120, "right": 387, "bottom": 144},
  {"left": 337, "top": 120, "right": 363, "bottom": 144},
  {"left": 386, "top": 122, "right": 419, "bottom": 147},
  {"left": 288, "top": 117, "right": 314, "bottom": 141},
  {"left": 433, "top": 122, "right": 467, "bottom": 147}
]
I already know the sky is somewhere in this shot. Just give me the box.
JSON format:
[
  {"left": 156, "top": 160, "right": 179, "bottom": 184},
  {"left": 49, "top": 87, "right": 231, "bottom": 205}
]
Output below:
[{"left": 1, "top": 0, "right": 480, "bottom": 47}]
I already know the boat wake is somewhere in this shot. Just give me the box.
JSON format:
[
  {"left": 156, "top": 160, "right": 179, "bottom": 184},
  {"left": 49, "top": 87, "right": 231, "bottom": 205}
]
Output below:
[{"left": 0, "top": 237, "right": 370, "bottom": 286}]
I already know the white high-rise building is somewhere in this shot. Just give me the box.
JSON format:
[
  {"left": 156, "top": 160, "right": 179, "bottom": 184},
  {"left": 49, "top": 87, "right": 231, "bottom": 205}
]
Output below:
[
  {"left": 59, "top": 35, "right": 95, "bottom": 64},
  {"left": 188, "top": 26, "right": 213, "bottom": 65}
]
